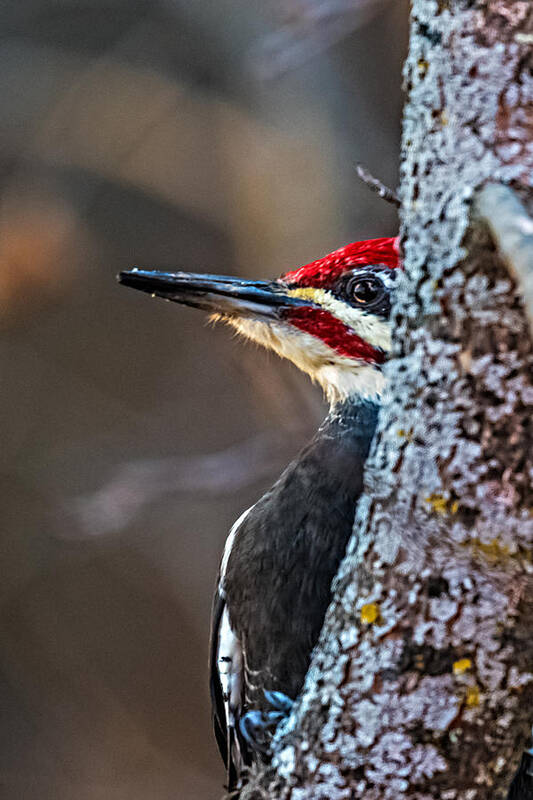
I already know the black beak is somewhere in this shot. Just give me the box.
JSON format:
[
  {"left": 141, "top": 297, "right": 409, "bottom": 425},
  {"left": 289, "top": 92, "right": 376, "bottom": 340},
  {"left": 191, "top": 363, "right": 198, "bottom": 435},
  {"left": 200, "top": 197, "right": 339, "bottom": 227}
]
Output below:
[{"left": 118, "top": 268, "right": 311, "bottom": 318}]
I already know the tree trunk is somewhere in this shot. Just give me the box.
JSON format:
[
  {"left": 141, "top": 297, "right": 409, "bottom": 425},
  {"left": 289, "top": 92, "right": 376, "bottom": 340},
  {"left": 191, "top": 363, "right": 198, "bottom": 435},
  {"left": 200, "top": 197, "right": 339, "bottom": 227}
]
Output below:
[{"left": 241, "top": 1, "right": 533, "bottom": 798}]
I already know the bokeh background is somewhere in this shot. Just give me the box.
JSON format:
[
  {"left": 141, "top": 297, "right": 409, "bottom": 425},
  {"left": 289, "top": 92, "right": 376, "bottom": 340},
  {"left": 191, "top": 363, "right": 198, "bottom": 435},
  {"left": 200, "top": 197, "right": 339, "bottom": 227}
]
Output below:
[{"left": 0, "top": 2, "right": 407, "bottom": 797}]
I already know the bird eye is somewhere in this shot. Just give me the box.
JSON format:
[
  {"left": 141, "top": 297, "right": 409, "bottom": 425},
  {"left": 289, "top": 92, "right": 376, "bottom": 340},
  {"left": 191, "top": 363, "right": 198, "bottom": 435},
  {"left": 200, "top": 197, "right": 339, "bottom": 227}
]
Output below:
[{"left": 346, "top": 275, "right": 385, "bottom": 306}]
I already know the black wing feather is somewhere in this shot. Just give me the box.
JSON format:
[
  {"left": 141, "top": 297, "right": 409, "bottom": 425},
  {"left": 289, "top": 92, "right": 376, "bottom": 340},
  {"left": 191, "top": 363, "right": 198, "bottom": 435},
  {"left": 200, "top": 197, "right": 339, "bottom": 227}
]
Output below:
[{"left": 209, "top": 589, "right": 228, "bottom": 766}]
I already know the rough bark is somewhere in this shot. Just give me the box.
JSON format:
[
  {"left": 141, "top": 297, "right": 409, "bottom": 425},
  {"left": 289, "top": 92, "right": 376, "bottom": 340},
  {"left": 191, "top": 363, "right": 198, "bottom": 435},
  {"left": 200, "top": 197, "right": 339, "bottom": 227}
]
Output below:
[{"left": 241, "top": 1, "right": 533, "bottom": 798}]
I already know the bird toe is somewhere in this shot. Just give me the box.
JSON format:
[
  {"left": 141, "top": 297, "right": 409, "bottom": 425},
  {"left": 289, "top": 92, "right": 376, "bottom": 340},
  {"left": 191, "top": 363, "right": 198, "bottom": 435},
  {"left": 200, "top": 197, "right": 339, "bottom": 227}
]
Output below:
[{"left": 263, "top": 689, "right": 293, "bottom": 713}]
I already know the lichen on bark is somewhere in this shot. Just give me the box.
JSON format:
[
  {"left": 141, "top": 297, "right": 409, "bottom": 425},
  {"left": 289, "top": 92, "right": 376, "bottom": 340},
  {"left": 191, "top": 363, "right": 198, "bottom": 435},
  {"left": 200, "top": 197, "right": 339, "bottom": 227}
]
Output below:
[{"left": 240, "top": 1, "right": 533, "bottom": 799}]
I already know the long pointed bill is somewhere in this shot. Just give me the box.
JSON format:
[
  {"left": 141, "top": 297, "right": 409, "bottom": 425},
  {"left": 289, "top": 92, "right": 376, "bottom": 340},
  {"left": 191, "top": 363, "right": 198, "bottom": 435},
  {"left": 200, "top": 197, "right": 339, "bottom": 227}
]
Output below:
[{"left": 118, "top": 268, "right": 313, "bottom": 318}]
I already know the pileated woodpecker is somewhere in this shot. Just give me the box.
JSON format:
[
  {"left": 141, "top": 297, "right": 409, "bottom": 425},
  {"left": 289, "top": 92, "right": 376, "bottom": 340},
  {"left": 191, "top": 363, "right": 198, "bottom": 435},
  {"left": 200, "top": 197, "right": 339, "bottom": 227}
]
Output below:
[{"left": 119, "top": 237, "right": 400, "bottom": 792}]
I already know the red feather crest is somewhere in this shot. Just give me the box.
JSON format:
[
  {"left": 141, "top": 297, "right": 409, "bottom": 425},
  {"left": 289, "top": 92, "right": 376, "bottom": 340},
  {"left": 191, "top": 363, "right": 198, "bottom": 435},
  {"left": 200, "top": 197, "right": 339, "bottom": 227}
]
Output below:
[{"left": 281, "top": 237, "right": 400, "bottom": 288}]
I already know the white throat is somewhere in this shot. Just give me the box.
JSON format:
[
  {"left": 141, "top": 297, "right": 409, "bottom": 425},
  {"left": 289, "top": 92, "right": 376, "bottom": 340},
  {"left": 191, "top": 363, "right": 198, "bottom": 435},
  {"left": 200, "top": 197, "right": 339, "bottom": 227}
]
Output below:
[
  {"left": 317, "top": 363, "right": 386, "bottom": 406},
  {"left": 218, "top": 315, "right": 387, "bottom": 407}
]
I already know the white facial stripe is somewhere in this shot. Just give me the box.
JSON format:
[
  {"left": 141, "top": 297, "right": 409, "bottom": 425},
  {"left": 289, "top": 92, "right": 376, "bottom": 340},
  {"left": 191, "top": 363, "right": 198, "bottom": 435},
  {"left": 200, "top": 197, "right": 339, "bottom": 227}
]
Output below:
[
  {"left": 221, "top": 315, "right": 386, "bottom": 404},
  {"left": 286, "top": 288, "right": 391, "bottom": 352}
]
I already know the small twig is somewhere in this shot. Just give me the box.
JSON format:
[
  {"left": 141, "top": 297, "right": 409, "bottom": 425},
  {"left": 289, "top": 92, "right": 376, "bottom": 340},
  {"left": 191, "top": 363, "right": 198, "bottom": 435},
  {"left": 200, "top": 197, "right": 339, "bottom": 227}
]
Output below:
[
  {"left": 249, "top": 0, "right": 386, "bottom": 81},
  {"left": 354, "top": 162, "right": 401, "bottom": 208},
  {"left": 475, "top": 182, "right": 533, "bottom": 331}
]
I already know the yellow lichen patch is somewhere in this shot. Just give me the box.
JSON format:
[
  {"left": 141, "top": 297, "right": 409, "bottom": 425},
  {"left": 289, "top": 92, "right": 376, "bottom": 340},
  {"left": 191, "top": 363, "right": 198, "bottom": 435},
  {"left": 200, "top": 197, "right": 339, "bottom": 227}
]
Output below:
[
  {"left": 417, "top": 59, "right": 429, "bottom": 77},
  {"left": 465, "top": 686, "right": 480, "bottom": 707},
  {"left": 425, "top": 494, "right": 459, "bottom": 516},
  {"left": 440, "top": 110, "right": 448, "bottom": 126},
  {"left": 453, "top": 658, "right": 472, "bottom": 675},
  {"left": 425, "top": 493, "right": 448, "bottom": 515},
  {"left": 413, "top": 653, "right": 425, "bottom": 670},
  {"left": 360, "top": 603, "right": 380, "bottom": 625},
  {"left": 469, "top": 538, "right": 511, "bottom": 563},
  {"left": 397, "top": 428, "right": 413, "bottom": 441}
]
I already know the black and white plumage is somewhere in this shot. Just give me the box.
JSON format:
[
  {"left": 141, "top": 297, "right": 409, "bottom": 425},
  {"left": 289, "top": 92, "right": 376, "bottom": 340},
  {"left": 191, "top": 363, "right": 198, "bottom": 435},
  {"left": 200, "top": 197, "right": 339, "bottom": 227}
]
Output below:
[
  {"left": 210, "top": 400, "right": 378, "bottom": 789},
  {"left": 119, "top": 237, "right": 400, "bottom": 793}
]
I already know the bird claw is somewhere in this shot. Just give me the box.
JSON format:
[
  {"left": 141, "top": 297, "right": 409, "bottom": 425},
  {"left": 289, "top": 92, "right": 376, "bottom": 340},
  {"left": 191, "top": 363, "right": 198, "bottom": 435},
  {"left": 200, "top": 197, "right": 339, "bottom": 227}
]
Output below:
[
  {"left": 239, "top": 710, "right": 284, "bottom": 753},
  {"left": 239, "top": 691, "right": 293, "bottom": 754},
  {"left": 263, "top": 690, "right": 293, "bottom": 713}
]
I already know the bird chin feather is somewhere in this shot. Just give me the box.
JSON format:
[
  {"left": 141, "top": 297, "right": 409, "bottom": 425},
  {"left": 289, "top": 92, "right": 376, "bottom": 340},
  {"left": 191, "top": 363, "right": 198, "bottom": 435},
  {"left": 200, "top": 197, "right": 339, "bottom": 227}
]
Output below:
[{"left": 213, "top": 314, "right": 387, "bottom": 406}]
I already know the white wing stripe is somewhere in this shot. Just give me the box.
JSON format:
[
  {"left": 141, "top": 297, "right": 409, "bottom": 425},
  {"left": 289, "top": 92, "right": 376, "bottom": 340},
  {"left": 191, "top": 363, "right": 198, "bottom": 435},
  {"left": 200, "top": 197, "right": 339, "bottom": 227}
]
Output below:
[
  {"left": 220, "top": 505, "right": 252, "bottom": 586},
  {"left": 218, "top": 605, "right": 243, "bottom": 725}
]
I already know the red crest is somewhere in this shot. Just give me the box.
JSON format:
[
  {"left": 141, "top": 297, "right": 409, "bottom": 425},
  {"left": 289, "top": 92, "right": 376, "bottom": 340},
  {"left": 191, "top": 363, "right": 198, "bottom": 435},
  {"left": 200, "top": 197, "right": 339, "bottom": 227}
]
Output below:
[{"left": 281, "top": 237, "right": 400, "bottom": 288}]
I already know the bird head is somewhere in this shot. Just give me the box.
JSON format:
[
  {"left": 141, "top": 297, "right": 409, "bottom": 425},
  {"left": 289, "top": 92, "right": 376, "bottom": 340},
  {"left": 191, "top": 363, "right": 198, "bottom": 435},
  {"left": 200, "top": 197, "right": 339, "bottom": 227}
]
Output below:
[{"left": 119, "top": 237, "right": 400, "bottom": 406}]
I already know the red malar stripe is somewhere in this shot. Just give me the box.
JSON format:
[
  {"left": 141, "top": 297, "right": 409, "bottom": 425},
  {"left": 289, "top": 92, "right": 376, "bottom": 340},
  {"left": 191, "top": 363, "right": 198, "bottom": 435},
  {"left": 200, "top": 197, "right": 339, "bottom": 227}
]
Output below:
[{"left": 285, "top": 307, "right": 385, "bottom": 364}]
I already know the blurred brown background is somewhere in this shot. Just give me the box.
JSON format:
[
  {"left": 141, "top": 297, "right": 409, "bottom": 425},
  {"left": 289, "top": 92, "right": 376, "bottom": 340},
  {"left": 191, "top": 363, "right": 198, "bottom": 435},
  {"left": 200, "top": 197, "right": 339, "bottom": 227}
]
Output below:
[{"left": 0, "top": 2, "right": 407, "bottom": 798}]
